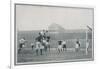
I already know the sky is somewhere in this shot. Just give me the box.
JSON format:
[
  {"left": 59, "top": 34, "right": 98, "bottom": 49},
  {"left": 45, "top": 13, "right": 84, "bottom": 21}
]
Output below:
[{"left": 16, "top": 4, "right": 93, "bottom": 31}]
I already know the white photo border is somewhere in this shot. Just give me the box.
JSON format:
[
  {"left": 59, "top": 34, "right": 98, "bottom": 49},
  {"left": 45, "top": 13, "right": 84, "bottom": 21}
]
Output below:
[{"left": 11, "top": 3, "right": 94, "bottom": 67}]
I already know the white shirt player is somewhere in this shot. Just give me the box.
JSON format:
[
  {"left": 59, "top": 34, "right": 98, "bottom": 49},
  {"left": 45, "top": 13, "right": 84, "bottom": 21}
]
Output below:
[
  {"left": 19, "top": 38, "right": 26, "bottom": 47},
  {"left": 62, "top": 41, "right": 66, "bottom": 45},
  {"left": 31, "top": 42, "right": 34, "bottom": 47},
  {"left": 35, "top": 42, "right": 40, "bottom": 50},
  {"left": 58, "top": 45, "right": 62, "bottom": 49},
  {"left": 42, "top": 39, "right": 47, "bottom": 44},
  {"left": 19, "top": 38, "right": 25, "bottom": 44},
  {"left": 39, "top": 44, "right": 44, "bottom": 49},
  {"left": 75, "top": 43, "right": 79, "bottom": 49},
  {"left": 40, "top": 30, "right": 46, "bottom": 36}
]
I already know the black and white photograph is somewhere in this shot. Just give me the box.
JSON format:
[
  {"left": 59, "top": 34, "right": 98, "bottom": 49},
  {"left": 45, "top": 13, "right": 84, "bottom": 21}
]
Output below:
[{"left": 15, "top": 4, "right": 94, "bottom": 65}]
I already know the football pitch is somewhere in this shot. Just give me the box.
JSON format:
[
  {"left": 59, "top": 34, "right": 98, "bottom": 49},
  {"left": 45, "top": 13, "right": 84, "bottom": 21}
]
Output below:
[
  {"left": 16, "top": 31, "right": 93, "bottom": 63},
  {"left": 17, "top": 47, "right": 92, "bottom": 63}
]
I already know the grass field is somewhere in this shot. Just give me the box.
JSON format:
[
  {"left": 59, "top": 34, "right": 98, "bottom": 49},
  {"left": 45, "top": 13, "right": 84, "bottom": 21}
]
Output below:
[
  {"left": 17, "top": 48, "right": 92, "bottom": 63},
  {"left": 16, "top": 30, "right": 93, "bottom": 64}
]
